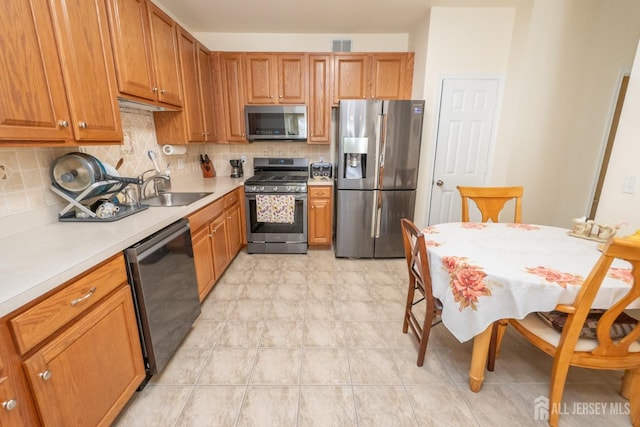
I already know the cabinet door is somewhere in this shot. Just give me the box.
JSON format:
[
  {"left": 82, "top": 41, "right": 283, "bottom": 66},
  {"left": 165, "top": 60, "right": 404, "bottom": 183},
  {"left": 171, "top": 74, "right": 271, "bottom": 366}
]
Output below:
[
  {"left": 49, "top": 0, "right": 122, "bottom": 142},
  {"left": 225, "top": 203, "right": 243, "bottom": 257},
  {"left": 219, "top": 53, "right": 247, "bottom": 142},
  {"left": 371, "top": 53, "right": 407, "bottom": 100},
  {"left": 106, "top": 0, "right": 156, "bottom": 102},
  {"left": 192, "top": 226, "right": 215, "bottom": 301},
  {"left": 308, "top": 186, "right": 333, "bottom": 246},
  {"left": 177, "top": 27, "right": 205, "bottom": 142},
  {"left": 147, "top": 2, "right": 182, "bottom": 107},
  {"left": 333, "top": 54, "right": 369, "bottom": 104},
  {"left": 0, "top": 0, "right": 73, "bottom": 143},
  {"left": 245, "top": 53, "right": 276, "bottom": 104},
  {"left": 198, "top": 45, "right": 217, "bottom": 142},
  {"left": 210, "top": 214, "right": 230, "bottom": 277},
  {"left": 23, "top": 286, "right": 145, "bottom": 426},
  {"left": 308, "top": 55, "right": 331, "bottom": 144},
  {"left": 278, "top": 54, "right": 307, "bottom": 104}
]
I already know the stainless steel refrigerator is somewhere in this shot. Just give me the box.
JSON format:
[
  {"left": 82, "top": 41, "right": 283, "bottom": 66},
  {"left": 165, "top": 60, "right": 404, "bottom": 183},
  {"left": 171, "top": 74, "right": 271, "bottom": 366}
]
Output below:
[{"left": 335, "top": 99, "right": 424, "bottom": 258}]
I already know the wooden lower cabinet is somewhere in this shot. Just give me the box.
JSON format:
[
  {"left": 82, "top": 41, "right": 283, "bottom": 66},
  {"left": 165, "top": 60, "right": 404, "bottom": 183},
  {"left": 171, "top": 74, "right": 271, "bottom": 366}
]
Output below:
[
  {"left": 22, "top": 285, "right": 144, "bottom": 426},
  {"left": 308, "top": 186, "right": 333, "bottom": 246},
  {"left": 189, "top": 188, "right": 246, "bottom": 301}
]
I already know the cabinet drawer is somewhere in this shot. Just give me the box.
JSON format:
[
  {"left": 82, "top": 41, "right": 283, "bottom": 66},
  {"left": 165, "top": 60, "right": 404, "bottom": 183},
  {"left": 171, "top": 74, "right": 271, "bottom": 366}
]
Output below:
[
  {"left": 10, "top": 254, "right": 127, "bottom": 355},
  {"left": 224, "top": 188, "right": 241, "bottom": 208},
  {"left": 189, "top": 198, "right": 224, "bottom": 232},
  {"left": 309, "top": 186, "right": 332, "bottom": 198}
]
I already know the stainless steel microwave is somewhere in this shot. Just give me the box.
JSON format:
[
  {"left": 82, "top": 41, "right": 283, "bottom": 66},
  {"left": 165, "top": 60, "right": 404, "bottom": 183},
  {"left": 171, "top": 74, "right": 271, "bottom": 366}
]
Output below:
[{"left": 245, "top": 105, "right": 307, "bottom": 141}]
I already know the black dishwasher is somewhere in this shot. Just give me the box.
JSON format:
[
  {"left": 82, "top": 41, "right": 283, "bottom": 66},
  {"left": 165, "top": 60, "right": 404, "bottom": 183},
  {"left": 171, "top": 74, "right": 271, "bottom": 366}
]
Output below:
[{"left": 124, "top": 218, "right": 200, "bottom": 387}]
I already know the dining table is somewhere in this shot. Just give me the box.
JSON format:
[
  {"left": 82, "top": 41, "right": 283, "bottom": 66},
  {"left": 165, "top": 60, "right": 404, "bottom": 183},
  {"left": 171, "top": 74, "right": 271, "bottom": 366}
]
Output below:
[{"left": 422, "top": 222, "right": 639, "bottom": 396}]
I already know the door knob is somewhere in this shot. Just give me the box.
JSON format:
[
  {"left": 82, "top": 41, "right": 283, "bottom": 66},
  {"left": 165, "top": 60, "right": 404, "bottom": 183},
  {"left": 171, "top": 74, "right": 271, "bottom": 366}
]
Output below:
[{"left": 436, "top": 180, "right": 444, "bottom": 186}]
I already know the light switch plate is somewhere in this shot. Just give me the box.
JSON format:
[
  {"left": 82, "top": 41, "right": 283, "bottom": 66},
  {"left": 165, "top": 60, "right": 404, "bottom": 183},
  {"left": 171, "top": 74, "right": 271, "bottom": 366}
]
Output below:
[{"left": 623, "top": 175, "right": 637, "bottom": 194}]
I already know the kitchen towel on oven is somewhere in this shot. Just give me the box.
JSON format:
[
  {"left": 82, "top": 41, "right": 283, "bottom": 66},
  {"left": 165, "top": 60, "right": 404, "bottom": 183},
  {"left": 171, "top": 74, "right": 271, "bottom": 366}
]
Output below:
[{"left": 256, "top": 194, "right": 295, "bottom": 223}]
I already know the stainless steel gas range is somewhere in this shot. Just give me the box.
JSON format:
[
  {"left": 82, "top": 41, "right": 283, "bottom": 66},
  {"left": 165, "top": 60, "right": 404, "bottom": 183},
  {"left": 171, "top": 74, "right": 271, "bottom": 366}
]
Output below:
[{"left": 244, "top": 158, "right": 309, "bottom": 254}]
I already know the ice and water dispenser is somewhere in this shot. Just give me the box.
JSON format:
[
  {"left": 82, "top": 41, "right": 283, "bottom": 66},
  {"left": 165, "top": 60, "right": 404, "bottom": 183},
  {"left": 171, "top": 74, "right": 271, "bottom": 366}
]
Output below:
[{"left": 342, "top": 137, "right": 368, "bottom": 179}]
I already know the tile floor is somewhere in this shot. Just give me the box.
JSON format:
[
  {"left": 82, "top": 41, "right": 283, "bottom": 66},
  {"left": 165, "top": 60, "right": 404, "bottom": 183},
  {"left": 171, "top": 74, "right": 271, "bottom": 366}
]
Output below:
[{"left": 114, "top": 249, "right": 633, "bottom": 426}]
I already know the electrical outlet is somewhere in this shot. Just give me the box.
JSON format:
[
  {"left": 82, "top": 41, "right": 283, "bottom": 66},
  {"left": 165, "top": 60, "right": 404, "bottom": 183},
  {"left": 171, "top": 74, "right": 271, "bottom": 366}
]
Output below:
[
  {"left": 177, "top": 158, "right": 185, "bottom": 170},
  {"left": 623, "top": 175, "right": 637, "bottom": 194},
  {"left": 0, "top": 165, "right": 7, "bottom": 180}
]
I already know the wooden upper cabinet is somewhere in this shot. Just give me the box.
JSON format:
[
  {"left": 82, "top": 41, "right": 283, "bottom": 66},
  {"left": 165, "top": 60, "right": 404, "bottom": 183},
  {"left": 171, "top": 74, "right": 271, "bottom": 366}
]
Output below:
[
  {"left": 198, "top": 45, "right": 217, "bottom": 142},
  {"left": 308, "top": 54, "right": 332, "bottom": 144},
  {"left": 105, "top": 0, "right": 156, "bottom": 102},
  {"left": 147, "top": 2, "right": 182, "bottom": 107},
  {"left": 333, "top": 53, "right": 370, "bottom": 104},
  {"left": 371, "top": 53, "right": 413, "bottom": 100},
  {"left": 218, "top": 52, "right": 247, "bottom": 142},
  {"left": 245, "top": 53, "right": 307, "bottom": 104},
  {"left": 176, "top": 27, "right": 204, "bottom": 142},
  {"left": 333, "top": 53, "right": 414, "bottom": 104},
  {"left": 0, "top": 0, "right": 73, "bottom": 144}
]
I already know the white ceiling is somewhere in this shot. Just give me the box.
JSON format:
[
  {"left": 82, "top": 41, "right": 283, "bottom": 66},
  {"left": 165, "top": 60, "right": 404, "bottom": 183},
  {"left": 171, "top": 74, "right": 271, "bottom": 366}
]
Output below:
[{"left": 154, "top": 0, "right": 517, "bottom": 34}]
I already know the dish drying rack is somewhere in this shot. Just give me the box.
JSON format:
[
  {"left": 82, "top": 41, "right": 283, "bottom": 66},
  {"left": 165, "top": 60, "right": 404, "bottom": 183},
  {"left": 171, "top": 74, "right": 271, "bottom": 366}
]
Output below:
[{"left": 50, "top": 177, "right": 147, "bottom": 222}]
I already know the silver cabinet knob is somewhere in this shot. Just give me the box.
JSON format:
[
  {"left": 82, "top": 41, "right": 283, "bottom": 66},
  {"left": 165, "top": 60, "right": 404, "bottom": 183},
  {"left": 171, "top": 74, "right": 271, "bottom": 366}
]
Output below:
[
  {"left": 160, "top": 89, "right": 166, "bottom": 94},
  {"left": 58, "top": 120, "right": 69, "bottom": 128},
  {"left": 152, "top": 87, "right": 158, "bottom": 93},
  {"left": 39, "top": 370, "right": 52, "bottom": 381},
  {"left": 2, "top": 399, "right": 17, "bottom": 411},
  {"left": 78, "top": 121, "right": 87, "bottom": 129},
  {"left": 436, "top": 180, "right": 444, "bottom": 186}
]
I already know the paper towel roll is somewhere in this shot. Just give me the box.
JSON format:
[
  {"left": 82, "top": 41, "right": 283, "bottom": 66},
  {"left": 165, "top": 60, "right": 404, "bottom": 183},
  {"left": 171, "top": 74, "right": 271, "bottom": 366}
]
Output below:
[{"left": 162, "top": 144, "right": 187, "bottom": 156}]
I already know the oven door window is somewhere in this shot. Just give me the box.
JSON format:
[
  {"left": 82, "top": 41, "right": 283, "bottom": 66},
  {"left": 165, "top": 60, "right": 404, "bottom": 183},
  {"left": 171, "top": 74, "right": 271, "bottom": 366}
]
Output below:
[{"left": 247, "top": 196, "right": 305, "bottom": 236}]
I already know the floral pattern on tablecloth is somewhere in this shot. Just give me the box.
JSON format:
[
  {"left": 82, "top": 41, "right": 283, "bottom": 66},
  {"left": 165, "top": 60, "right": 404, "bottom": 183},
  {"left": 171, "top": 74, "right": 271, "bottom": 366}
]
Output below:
[
  {"left": 460, "top": 223, "right": 487, "bottom": 230},
  {"left": 524, "top": 266, "right": 584, "bottom": 288},
  {"left": 608, "top": 268, "right": 633, "bottom": 285},
  {"left": 442, "top": 256, "right": 491, "bottom": 311},
  {"left": 426, "top": 240, "right": 441, "bottom": 247},
  {"left": 507, "top": 223, "right": 540, "bottom": 231},
  {"left": 423, "top": 226, "right": 439, "bottom": 234}
]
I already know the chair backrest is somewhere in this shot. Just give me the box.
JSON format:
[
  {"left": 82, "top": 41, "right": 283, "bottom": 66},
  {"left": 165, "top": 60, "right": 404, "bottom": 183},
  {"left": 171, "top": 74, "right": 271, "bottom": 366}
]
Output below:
[
  {"left": 563, "top": 237, "right": 640, "bottom": 361},
  {"left": 457, "top": 186, "right": 523, "bottom": 223},
  {"left": 400, "top": 218, "right": 434, "bottom": 299}
]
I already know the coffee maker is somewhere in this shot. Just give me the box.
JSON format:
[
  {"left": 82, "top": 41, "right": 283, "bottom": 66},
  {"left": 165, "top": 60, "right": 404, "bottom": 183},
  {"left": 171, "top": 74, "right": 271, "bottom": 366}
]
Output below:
[{"left": 230, "top": 159, "right": 243, "bottom": 178}]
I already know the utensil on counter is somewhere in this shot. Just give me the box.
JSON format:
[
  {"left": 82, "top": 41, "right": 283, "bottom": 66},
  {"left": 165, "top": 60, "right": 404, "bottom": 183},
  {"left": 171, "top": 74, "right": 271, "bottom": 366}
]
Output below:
[
  {"left": 115, "top": 158, "right": 124, "bottom": 171},
  {"left": 200, "top": 154, "right": 215, "bottom": 178},
  {"left": 148, "top": 150, "right": 161, "bottom": 173}
]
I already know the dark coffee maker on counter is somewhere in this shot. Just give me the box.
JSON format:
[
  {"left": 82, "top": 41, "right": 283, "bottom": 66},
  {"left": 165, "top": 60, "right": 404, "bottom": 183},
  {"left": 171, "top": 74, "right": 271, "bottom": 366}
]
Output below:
[{"left": 230, "top": 159, "right": 243, "bottom": 178}]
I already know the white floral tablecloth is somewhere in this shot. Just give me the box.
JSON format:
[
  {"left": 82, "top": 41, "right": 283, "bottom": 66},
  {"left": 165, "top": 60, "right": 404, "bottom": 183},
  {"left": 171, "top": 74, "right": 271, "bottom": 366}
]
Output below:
[{"left": 424, "top": 222, "right": 637, "bottom": 342}]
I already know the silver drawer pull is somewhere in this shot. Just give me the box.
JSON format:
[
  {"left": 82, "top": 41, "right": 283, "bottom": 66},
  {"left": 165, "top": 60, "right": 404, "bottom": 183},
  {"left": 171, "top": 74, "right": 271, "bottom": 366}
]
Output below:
[
  {"left": 70, "top": 287, "right": 97, "bottom": 306},
  {"left": 39, "top": 370, "right": 52, "bottom": 381}
]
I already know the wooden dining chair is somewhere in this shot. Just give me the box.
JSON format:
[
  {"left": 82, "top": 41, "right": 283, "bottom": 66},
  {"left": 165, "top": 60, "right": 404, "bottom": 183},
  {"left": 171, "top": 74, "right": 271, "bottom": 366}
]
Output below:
[
  {"left": 457, "top": 186, "right": 523, "bottom": 223},
  {"left": 457, "top": 185, "right": 524, "bottom": 370},
  {"left": 400, "top": 218, "right": 443, "bottom": 366},
  {"left": 499, "top": 237, "right": 640, "bottom": 427}
]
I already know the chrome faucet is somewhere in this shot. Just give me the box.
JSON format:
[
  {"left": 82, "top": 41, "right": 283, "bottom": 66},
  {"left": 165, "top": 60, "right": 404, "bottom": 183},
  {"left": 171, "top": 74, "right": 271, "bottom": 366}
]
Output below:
[{"left": 138, "top": 169, "right": 171, "bottom": 200}]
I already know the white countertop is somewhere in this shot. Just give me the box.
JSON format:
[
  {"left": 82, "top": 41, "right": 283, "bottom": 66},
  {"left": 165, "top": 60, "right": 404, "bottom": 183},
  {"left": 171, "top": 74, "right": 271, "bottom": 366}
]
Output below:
[{"left": 0, "top": 174, "right": 246, "bottom": 318}]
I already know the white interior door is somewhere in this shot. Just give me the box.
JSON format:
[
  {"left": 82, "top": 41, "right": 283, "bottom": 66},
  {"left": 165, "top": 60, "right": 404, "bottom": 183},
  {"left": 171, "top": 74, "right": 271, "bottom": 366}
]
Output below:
[{"left": 428, "top": 78, "right": 499, "bottom": 225}]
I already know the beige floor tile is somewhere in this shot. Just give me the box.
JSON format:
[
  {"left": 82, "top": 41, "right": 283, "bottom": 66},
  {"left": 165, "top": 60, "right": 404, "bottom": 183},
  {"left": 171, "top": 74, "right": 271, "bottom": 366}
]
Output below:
[
  {"left": 305, "top": 299, "right": 342, "bottom": 320},
  {"left": 363, "top": 269, "right": 400, "bottom": 285},
  {"left": 306, "top": 283, "right": 340, "bottom": 300},
  {"left": 199, "top": 299, "right": 235, "bottom": 321},
  {"left": 268, "top": 299, "right": 305, "bottom": 320},
  {"left": 340, "top": 282, "right": 374, "bottom": 301},
  {"left": 198, "top": 348, "right": 257, "bottom": 385},
  {"left": 250, "top": 348, "right": 302, "bottom": 385},
  {"left": 181, "top": 320, "right": 225, "bottom": 348},
  {"left": 114, "top": 385, "right": 193, "bottom": 426},
  {"left": 405, "top": 385, "right": 477, "bottom": 426},
  {"left": 306, "top": 270, "right": 340, "bottom": 284},
  {"left": 281, "top": 257, "right": 310, "bottom": 271},
  {"left": 278, "top": 270, "right": 309, "bottom": 285},
  {"left": 379, "top": 322, "right": 423, "bottom": 350},
  {"left": 301, "top": 348, "right": 351, "bottom": 385},
  {"left": 341, "top": 301, "right": 379, "bottom": 321},
  {"left": 238, "top": 283, "right": 277, "bottom": 299},
  {"left": 209, "top": 283, "right": 244, "bottom": 300},
  {"left": 298, "top": 386, "right": 357, "bottom": 426},
  {"left": 246, "top": 269, "right": 281, "bottom": 285},
  {"left": 348, "top": 349, "right": 403, "bottom": 385},
  {"left": 393, "top": 348, "right": 454, "bottom": 385},
  {"left": 460, "top": 384, "right": 539, "bottom": 427},
  {"left": 352, "top": 385, "right": 418, "bottom": 426},
  {"left": 252, "top": 259, "right": 285, "bottom": 271},
  {"left": 260, "top": 320, "right": 304, "bottom": 347},
  {"left": 303, "top": 320, "right": 346, "bottom": 347},
  {"left": 228, "top": 299, "right": 271, "bottom": 321},
  {"left": 236, "top": 386, "right": 298, "bottom": 427},
  {"left": 217, "top": 268, "right": 250, "bottom": 283},
  {"left": 175, "top": 385, "right": 246, "bottom": 427},
  {"left": 273, "top": 283, "right": 307, "bottom": 300},
  {"left": 344, "top": 321, "right": 389, "bottom": 348},
  {"left": 217, "top": 321, "right": 264, "bottom": 348},
  {"left": 376, "top": 299, "right": 408, "bottom": 322},
  {"left": 149, "top": 347, "right": 211, "bottom": 385},
  {"left": 373, "top": 284, "right": 406, "bottom": 303}
]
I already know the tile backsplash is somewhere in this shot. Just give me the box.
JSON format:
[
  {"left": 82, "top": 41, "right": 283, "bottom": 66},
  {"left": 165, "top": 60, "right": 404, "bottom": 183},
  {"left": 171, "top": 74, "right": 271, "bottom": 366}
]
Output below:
[{"left": 0, "top": 106, "right": 332, "bottom": 228}]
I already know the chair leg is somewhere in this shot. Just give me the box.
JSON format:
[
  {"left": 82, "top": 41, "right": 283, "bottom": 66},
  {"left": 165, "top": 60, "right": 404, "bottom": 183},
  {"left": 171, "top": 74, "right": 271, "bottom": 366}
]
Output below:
[
  {"left": 416, "top": 302, "right": 435, "bottom": 367},
  {"left": 621, "top": 368, "right": 640, "bottom": 427},
  {"left": 403, "top": 278, "right": 416, "bottom": 334},
  {"left": 487, "top": 319, "right": 508, "bottom": 371},
  {"left": 548, "top": 352, "right": 572, "bottom": 427}
]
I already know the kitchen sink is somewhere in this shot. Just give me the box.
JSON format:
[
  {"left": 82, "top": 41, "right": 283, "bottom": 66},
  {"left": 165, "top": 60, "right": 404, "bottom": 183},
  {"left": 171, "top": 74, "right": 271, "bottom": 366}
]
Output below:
[{"left": 142, "top": 192, "right": 212, "bottom": 207}]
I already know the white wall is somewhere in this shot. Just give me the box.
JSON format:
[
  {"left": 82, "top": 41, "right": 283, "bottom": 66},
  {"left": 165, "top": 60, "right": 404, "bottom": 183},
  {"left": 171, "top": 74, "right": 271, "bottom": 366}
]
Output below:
[
  {"left": 595, "top": 39, "right": 640, "bottom": 236},
  {"left": 412, "top": 7, "right": 516, "bottom": 227},
  {"left": 194, "top": 33, "right": 409, "bottom": 52}
]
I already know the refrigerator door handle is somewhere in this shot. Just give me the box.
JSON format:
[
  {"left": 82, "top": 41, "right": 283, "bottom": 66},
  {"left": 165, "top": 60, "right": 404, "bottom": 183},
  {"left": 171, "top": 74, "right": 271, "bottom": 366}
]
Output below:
[
  {"left": 373, "top": 114, "right": 382, "bottom": 187},
  {"left": 375, "top": 193, "right": 382, "bottom": 238},
  {"left": 371, "top": 190, "right": 378, "bottom": 238},
  {"left": 378, "top": 113, "right": 388, "bottom": 190}
]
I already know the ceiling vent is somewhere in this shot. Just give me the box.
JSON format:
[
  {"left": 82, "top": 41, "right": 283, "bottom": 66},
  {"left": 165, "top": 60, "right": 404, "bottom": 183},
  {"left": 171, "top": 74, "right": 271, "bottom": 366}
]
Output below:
[{"left": 332, "top": 39, "right": 352, "bottom": 52}]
